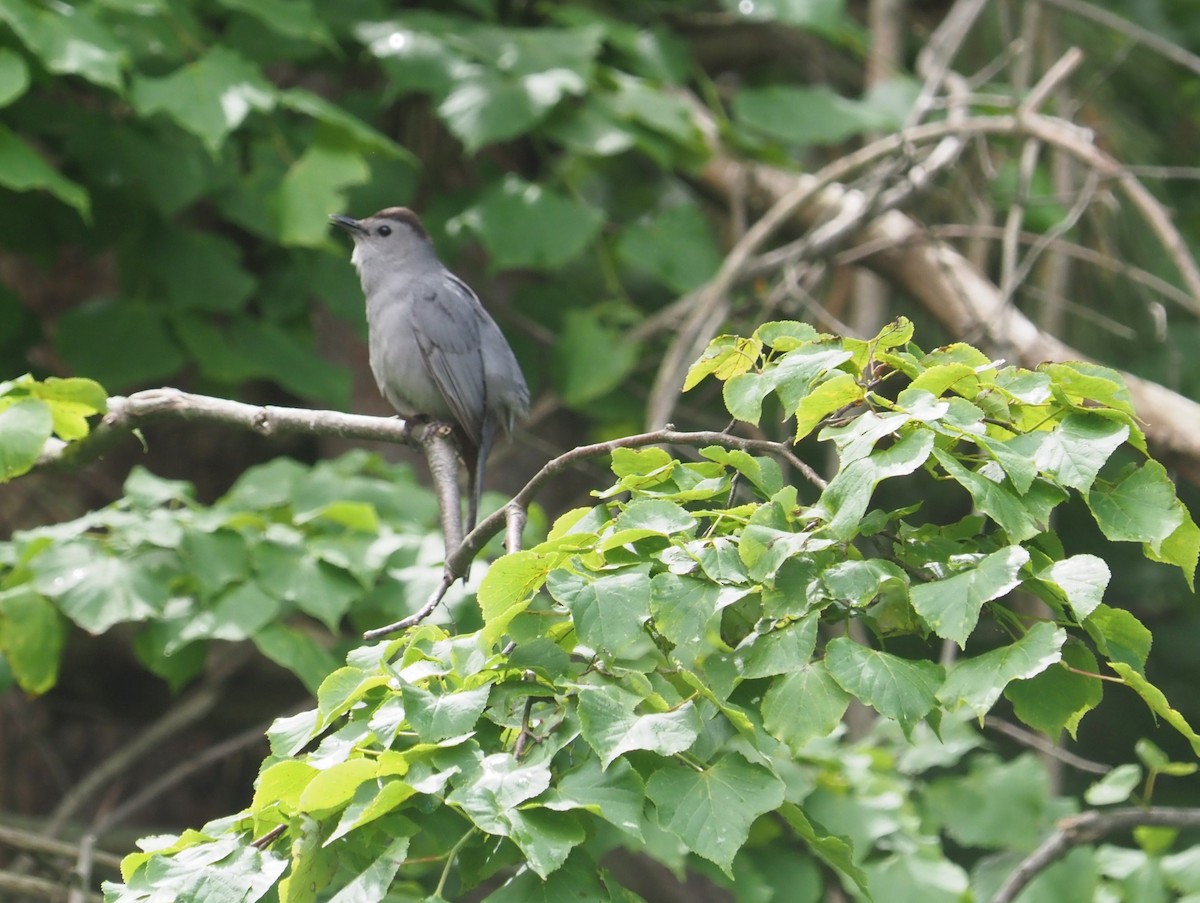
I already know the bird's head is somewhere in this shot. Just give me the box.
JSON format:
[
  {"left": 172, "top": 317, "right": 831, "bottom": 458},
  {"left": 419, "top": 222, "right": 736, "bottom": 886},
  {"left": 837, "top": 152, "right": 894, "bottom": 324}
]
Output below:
[{"left": 330, "top": 207, "right": 436, "bottom": 286}]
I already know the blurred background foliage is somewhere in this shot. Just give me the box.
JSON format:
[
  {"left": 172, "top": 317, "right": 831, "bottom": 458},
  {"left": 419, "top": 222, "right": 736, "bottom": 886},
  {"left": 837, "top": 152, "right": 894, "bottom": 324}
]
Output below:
[{"left": 1, "top": 0, "right": 1200, "bottom": 899}]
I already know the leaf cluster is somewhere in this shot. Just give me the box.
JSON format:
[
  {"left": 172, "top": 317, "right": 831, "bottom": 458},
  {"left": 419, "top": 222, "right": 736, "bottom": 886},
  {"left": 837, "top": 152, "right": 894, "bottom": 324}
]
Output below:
[{"left": 101, "top": 320, "right": 1200, "bottom": 901}]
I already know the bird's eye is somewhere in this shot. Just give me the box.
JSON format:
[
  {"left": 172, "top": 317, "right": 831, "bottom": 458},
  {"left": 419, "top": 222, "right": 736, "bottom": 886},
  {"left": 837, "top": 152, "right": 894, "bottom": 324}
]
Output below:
[{"left": 377, "top": 224, "right": 392, "bottom": 237}]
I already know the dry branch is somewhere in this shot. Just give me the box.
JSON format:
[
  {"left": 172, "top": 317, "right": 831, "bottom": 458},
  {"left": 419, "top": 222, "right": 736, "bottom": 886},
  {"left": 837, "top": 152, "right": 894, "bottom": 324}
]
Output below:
[
  {"left": 990, "top": 806, "right": 1200, "bottom": 903},
  {"left": 685, "top": 110, "right": 1200, "bottom": 483}
]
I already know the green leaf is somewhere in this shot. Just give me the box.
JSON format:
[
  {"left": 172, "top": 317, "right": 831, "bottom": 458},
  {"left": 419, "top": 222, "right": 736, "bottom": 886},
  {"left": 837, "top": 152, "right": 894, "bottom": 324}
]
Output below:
[
  {"left": 505, "top": 808, "right": 586, "bottom": 879},
  {"left": 0, "top": 124, "right": 90, "bottom": 218},
  {"left": 402, "top": 682, "right": 490, "bottom": 743},
  {"left": 542, "top": 756, "right": 646, "bottom": 841},
  {"left": 478, "top": 549, "right": 557, "bottom": 644},
  {"left": 685, "top": 334, "right": 762, "bottom": 390},
  {"left": 130, "top": 47, "right": 275, "bottom": 154},
  {"left": 733, "top": 85, "right": 891, "bottom": 147},
  {"left": 762, "top": 660, "right": 850, "bottom": 749},
  {"left": 910, "top": 546, "right": 1030, "bottom": 647},
  {"left": 824, "top": 637, "right": 943, "bottom": 738},
  {"left": 252, "top": 624, "right": 340, "bottom": 696},
  {"left": 446, "top": 751, "right": 552, "bottom": 832},
  {"left": 433, "top": 24, "right": 601, "bottom": 152},
  {"left": 32, "top": 376, "right": 108, "bottom": 440},
  {"left": 646, "top": 753, "right": 785, "bottom": 875},
  {"left": 794, "top": 373, "right": 864, "bottom": 441},
  {"left": 863, "top": 854, "right": 969, "bottom": 903},
  {"left": 32, "top": 545, "right": 167, "bottom": 634},
  {"left": 0, "top": 0, "right": 125, "bottom": 89},
  {"left": 923, "top": 754, "right": 1051, "bottom": 849},
  {"left": 138, "top": 228, "right": 255, "bottom": 313},
  {"left": 1043, "top": 361, "right": 1135, "bottom": 416},
  {"left": 325, "top": 835, "right": 410, "bottom": 902},
  {"left": 1145, "top": 504, "right": 1200, "bottom": 591},
  {"left": 254, "top": 763, "right": 319, "bottom": 811},
  {"left": 1084, "top": 604, "right": 1152, "bottom": 674},
  {"left": 734, "top": 612, "right": 819, "bottom": 679},
  {"left": 934, "top": 448, "right": 1060, "bottom": 542},
  {"left": 820, "top": 409, "right": 909, "bottom": 463},
  {"left": 484, "top": 849, "right": 609, "bottom": 903},
  {"left": 1109, "top": 662, "right": 1200, "bottom": 756},
  {"left": 821, "top": 428, "right": 935, "bottom": 539},
  {"left": 216, "top": 0, "right": 335, "bottom": 47},
  {"left": 938, "top": 622, "right": 1065, "bottom": 718},
  {"left": 543, "top": 99, "right": 636, "bottom": 156},
  {"left": 1006, "top": 642, "right": 1103, "bottom": 739},
  {"left": 1033, "top": 412, "right": 1128, "bottom": 492},
  {"left": 549, "top": 567, "right": 653, "bottom": 661},
  {"left": 615, "top": 499, "right": 696, "bottom": 536},
  {"left": 0, "top": 48, "right": 30, "bottom": 107},
  {"left": 778, "top": 803, "right": 870, "bottom": 897},
  {"left": 700, "top": 447, "right": 783, "bottom": 499},
  {"left": 576, "top": 683, "right": 701, "bottom": 768},
  {"left": 326, "top": 780, "right": 418, "bottom": 845},
  {"left": 1038, "top": 554, "right": 1110, "bottom": 622},
  {"left": 105, "top": 835, "right": 288, "bottom": 903},
  {"left": 553, "top": 309, "right": 640, "bottom": 407},
  {"left": 616, "top": 204, "right": 723, "bottom": 293},
  {"left": 821, "top": 558, "right": 907, "bottom": 608},
  {"left": 1084, "top": 764, "right": 1142, "bottom": 806},
  {"left": 0, "top": 398, "right": 52, "bottom": 482},
  {"left": 0, "top": 585, "right": 64, "bottom": 694},
  {"left": 55, "top": 300, "right": 185, "bottom": 390},
  {"left": 297, "top": 758, "right": 380, "bottom": 814},
  {"left": 1087, "top": 460, "right": 1185, "bottom": 550},
  {"left": 724, "top": 346, "right": 852, "bottom": 425},
  {"left": 459, "top": 176, "right": 604, "bottom": 270},
  {"left": 650, "top": 574, "right": 752, "bottom": 662},
  {"left": 274, "top": 142, "right": 370, "bottom": 246},
  {"left": 279, "top": 89, "right": 410, "bottom": 159}
]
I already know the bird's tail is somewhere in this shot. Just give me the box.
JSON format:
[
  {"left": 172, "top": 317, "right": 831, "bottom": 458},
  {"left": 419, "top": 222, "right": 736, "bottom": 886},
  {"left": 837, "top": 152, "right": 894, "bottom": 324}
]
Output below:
[{"left": 465, "top": 414, "right": 498, "bottom": 536}]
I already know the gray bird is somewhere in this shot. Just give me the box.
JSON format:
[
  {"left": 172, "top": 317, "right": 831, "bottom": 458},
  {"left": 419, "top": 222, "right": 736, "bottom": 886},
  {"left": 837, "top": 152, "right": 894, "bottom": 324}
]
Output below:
[{"left": 330, "top": 207, "right": 529, "bottom": 535}]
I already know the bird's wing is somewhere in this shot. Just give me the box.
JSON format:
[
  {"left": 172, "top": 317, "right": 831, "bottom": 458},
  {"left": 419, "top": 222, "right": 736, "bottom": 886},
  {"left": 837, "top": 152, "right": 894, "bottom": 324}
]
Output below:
[{"left": 411, "top": 272, "right": 488, "bottom": 447}]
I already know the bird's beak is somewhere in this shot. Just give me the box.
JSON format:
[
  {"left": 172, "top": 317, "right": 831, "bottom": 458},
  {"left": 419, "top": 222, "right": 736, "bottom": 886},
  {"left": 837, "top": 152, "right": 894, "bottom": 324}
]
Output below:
[{"left": 329, "top": 214, "right": 366, "bottom": 235}]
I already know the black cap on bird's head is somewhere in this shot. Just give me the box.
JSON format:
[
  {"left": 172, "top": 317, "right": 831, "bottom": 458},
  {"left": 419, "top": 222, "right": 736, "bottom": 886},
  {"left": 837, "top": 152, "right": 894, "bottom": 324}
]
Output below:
[
  {"left": 329, "top": 207, "right": 429, "bottom": 241},
  {"left": 330, "top": 207, "right": 437, "bottom": 279}
]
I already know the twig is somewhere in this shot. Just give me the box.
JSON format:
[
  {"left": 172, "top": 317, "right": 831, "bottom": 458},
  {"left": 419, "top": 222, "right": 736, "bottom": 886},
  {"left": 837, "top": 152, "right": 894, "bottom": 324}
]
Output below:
[
  {"left": 0, "top": 869, "right": 100, "bottom": 903},
  {"left": 851, "top": 223, "right": 1199, "bottom": 313},
  {"left": 0, "top": 825, "right": 122, "bottom": 872},
  {"left": 691, "top": 111, "right": 1200, "bottom": 483},
  {"left": 362, "top": 428, "right": 822, "bottom": 638},
  {"left": 44, "top": 649, "right": 248, "bottom": 839},
  {"left": 251, "top": 824, "right": 286, "bottom": 850},
  {"left": 990, "top": 807, "right": 1200, "bottom": 903},
  {"left": 982, "top": 717, "right": 1110, "bottom": 775},
  {"left": 905, "top": 0, "right": 991, "bottom": 128},
  {"left": 1037, "top": 0, "right": 1200, "bottom": 79}
]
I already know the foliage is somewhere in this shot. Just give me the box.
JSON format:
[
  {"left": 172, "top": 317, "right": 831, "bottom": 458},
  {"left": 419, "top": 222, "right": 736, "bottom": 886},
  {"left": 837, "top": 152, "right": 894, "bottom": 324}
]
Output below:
[
  {"left": 4, "top": 1, "right": 1200, "bottom": 901},
  {"left": 0, "top": 440, "right": 485, "bottom": 695},
  {"left": 81, "top": 320, "right": 1200, "bottom": 901}
]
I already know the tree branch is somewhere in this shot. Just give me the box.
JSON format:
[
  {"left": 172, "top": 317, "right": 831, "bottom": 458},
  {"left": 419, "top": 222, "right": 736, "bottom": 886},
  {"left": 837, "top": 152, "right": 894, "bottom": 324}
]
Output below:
[{"left": 990, "top": 807, "right": 1200, "bottom": 903}]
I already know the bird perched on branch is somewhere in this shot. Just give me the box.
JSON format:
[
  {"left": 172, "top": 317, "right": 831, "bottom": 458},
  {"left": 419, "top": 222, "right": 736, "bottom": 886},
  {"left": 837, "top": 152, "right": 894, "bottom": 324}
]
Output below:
[{"left": 330, "top": 207, "right": 529, "bottom": 535}]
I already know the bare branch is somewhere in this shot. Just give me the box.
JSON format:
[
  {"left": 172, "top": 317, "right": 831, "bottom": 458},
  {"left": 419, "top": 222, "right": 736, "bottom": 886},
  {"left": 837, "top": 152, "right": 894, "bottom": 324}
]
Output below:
[
  {"left": 43, "top": 648, "right": 248, "bottom": 839},
  {"left": 0, "top": 869, "right": 99, "bottom": 903},
  {"left": 990, "top": 807, "right": 1200, "bottom": 903},
  {"left": 0, "top": 825, "right": 121, "bottom": 873},
  {"left": 1037, "top": 0, "right": 1200, "bottom": 79},
  {"left": 691, "top": 111, "right": 1200, "bottom": 482},
  {"left": 981, "top": 717, "right": 1111, "bottom": 775}
]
